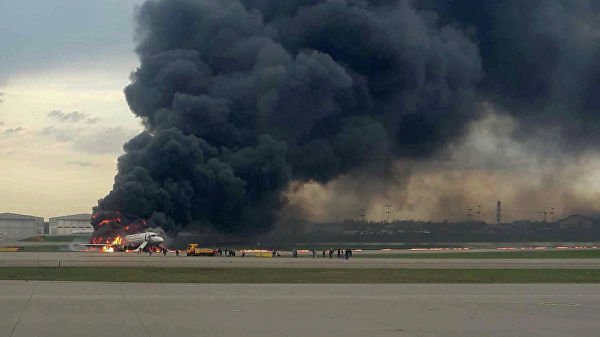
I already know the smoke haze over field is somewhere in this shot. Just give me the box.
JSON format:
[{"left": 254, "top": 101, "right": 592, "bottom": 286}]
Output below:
[{"left": 94, "top": 0, "right": 599, "bottom": 236}]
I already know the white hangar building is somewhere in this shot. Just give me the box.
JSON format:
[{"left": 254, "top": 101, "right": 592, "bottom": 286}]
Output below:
[
  {"left": 48, "top": 214, "right": 93, "bottom": 235},
  {"left": 0, "top": 213, "right": 44, "bottom": 238}
]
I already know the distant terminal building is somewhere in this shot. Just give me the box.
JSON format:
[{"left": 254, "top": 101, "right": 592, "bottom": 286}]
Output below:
[
  {"left": 557, "top": 215, "right": 598, "bottom": 230},
  {"left": 48, "top": 214, "right": 93, "bottom": 235},
  {"left": 0, "top": 213, "right": 44, "bottom": 238}
]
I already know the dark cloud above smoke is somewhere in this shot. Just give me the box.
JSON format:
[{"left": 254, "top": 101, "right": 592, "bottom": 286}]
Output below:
[{"left": 94, "top": 0, "right": 599, "bottom": 237}]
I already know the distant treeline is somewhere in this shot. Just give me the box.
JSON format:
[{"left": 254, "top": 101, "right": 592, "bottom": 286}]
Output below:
[
  {"left": 286, "top": 216, "right": 600, "bottom": 243},
  {"left": 170, "top": 216, "right": 600, "bottom": 249}
]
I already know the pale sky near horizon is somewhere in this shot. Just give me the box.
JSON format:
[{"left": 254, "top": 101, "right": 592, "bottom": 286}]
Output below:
[{"left": 0, "top": 1, "right": 146, "bottom": 219}]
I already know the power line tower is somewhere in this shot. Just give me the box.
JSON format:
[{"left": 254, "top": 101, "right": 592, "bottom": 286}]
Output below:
[
  {"left": 549, "top": 207, "right": 555, "bottom": 222},
  {"left": 476, "top": 205, "right": 481, "bottom": 221},
  {"left": 537, "top": 211, "right": 548, "bottom": 222},
  {"left": 466, "top": 208, "right": 473, "bottom": 221},
  {"left": 360, "top": 209, "right": 366, "bottom": 223},
  {"left": 384, "top": 204, "right": 391, "bottom": 223},
  {"left": 496, "top": 201, "right": 502, "bottom": 224}
]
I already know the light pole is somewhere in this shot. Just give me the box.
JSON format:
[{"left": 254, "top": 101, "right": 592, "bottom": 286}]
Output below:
[{"left": 385, "top": 204, "right": 391, "bottom": 223}]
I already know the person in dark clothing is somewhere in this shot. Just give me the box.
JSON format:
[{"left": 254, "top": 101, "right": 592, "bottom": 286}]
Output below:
[
  {"left": 337, "top": 249, "right": 341, "bottom": 258},
  {"left": 322, "top": 250, "right": 326, "bottom": 258},
  {"left": 175, "top": 250, "right": 180, "bottom": 256},
  {"left": 329, "top": 249, "right": 333, "bottom": 259},
  {"left": 312, "top": 249, "right": 316, "bottom": 258}
]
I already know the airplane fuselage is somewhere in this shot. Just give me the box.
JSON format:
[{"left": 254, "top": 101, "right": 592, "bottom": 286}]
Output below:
[{"left": 121, "top": 232, "right": 164, "bottom": 250}]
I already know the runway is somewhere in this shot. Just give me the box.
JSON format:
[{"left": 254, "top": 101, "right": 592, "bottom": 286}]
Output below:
[
  {"left": 1, "top": 282, "right": 599, "bottom": 337},
  {"left": 3, "top": 251, "right": 600, "bottom": 268}
]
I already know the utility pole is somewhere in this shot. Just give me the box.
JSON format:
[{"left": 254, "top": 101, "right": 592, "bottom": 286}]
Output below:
[
  {"left": 496, "top": 201, "right": 502, "bottom": 224},
  {"left": 466, "top": 208, "right": 473, "bottom": 221},
  {"left": 384, "top": 204, "right": 391, "bottom": 223},
  {"left": 549, "top": 207, "right": 555, "bottom": 222},
  {"left": 476, "top": 205, "right": 481, "bottom": 221},
  {"left": 360, "top": 209, "right": 366, "bottom": 223}
]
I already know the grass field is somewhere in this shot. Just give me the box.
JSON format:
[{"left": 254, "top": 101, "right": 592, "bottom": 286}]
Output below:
[
  {"left": 354, "top": 250, "right": 600, "bottom": 259},
  {"left": 20, "top": 236, "right": 83, "bottom": 242},
  {"left": 1, "top": 267, "right": 600, "bottom": 283},
  {"left": 20, "top": 245, "right": 71, "bottom": 252}
]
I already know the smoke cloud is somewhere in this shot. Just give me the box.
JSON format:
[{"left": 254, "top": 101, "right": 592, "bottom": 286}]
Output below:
[{"left": 93, "top": 0, "right": 599, "bottom": 238}]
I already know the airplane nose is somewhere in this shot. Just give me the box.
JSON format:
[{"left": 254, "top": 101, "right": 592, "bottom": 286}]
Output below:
[{"left": 156, "top": 236, "right": 164, "bottom": 243}]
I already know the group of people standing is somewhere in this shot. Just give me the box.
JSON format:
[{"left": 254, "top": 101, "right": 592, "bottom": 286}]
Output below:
[
  {"left": 321, "top": 248, "right": 352, "bottom": 259},
  {"left": 277, "top": 248, "right": 354, "bottom": 259},
  {"left": 217, "top": 248, "right": 236, "bottom": 257}
]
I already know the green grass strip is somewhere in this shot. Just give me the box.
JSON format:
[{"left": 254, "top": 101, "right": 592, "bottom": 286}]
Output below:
[
  {"left": 354, "top": 250, "right": 600, "bottom": 259},
  {"left": 1, "top": 267, "right": 600, "bottom": 283}
]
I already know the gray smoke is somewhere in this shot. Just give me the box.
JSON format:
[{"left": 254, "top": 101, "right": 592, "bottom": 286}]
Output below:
[{"left": 93, "top": 0, "right": 599, "bottom": 236}]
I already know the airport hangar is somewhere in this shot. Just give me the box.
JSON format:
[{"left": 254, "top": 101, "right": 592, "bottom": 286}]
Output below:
[
  {"left": 48, "top": 214, "right": 93, "bottom": 235},
  {"left": 0, "top": 213, "right": 44, "bottom": 238},
  {"left": 0, "top": 212, "right": 92, "bottom": 238}
]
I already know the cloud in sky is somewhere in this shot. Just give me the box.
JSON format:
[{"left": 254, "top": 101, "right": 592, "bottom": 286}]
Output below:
[
  {"left": 67, "top": 161, "right": 94, "bottom": 167},
  {"left": 4, "top": 127, "right": 24, "bottom": 135},
  {"left": 0, "top": 0, "right": 144, "bottom": 83},
  {"left": 48, "top": 110, "right": 100, "bottom": 124},
  {"left": 41, "top": 125, "right": 137, "bottom": 154}
]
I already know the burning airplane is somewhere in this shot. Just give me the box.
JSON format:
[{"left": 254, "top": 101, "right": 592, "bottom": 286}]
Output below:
[
  {"left": 79, "top": 231, "right": 164, "bottom": 252},
  {"left": 87, "top": 211, "right": 166, "bottom": 251}
]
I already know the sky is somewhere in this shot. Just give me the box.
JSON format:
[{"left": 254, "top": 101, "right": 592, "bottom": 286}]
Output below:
[
  {"left": 0, "top": 1, "right": 145, "bottom": 219},
  {"left": 1, "top": 0, "right": 598, "bottom": 226}
]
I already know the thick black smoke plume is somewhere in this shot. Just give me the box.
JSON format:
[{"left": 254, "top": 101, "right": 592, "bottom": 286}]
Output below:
[
  {"left": 416, "top": 0, "right": 600, "bottom": 147},
  {"left": 93, "top": 0, "right": 598, "bottom": 237}
]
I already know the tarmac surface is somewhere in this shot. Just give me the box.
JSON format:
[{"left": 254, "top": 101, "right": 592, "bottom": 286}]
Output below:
[
  {"left": 3, "top": 251, "right": 600, "bottom": 268},
  {"left": 1, "top": 282, "right": 599, "bottom": 337}
]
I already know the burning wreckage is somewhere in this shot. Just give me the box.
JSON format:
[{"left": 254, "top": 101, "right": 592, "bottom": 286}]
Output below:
[{"left": 82, "top": 212, "right": 165, "bottom": 252}]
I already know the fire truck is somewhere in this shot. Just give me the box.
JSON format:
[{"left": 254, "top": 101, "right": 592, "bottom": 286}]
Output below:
[{"left": 186, "top": 244, "right": 217, "bottom": 256}]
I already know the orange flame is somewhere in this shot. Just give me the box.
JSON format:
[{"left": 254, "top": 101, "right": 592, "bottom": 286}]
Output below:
[{"left": 100, "top": 236, "right": 122, "bottom": 253}]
